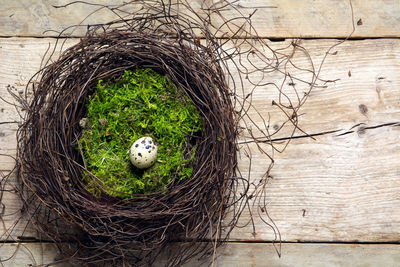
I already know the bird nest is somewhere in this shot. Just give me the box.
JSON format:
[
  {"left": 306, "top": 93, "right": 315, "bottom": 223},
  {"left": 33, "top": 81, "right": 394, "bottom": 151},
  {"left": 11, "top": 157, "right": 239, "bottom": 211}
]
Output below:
[
  {"left": 1, "top": 0, "right": 332, "bottom": 266},
  {"left": 15, "top": 3, "right": 240, "bottom": 266}
]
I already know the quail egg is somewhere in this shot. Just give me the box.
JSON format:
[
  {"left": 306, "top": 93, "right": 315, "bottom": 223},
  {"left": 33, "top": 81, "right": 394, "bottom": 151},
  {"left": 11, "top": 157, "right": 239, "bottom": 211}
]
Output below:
[{"left": 129, "top": 136, "right": 158, "bottom": 169}]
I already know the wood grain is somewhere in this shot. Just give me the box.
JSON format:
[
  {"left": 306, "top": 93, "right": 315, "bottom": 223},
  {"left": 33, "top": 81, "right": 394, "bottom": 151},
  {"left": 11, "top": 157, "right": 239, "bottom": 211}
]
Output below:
[
  {"left": 229, "top": 38, "right": 400, "bottom": 242},
  {"left": 0, "top": 38, "right": 77, "bottom": 172},
  {"left": 231, "top": 126, "right": 400, "bottom": 242},
  {"left": 1, "top": 37, "right": 400, "bottom": 243},
  {"left": 211, "top": 243, "right": 400, "bottom": 267},
  {"left": 2, "top": 242, "right": 400, "bottom": 266},
  {"left": 0, "top": 242, "right": 76, "bottom": 267},
  {"left": 0, "top": 0, "right": 399, "bottom": 38},
  {"left": 237, "top": 38, "right": 400, "bottom": 140},
  {"left": 2, "top": 0, "right": 400, "bottom": 265}
]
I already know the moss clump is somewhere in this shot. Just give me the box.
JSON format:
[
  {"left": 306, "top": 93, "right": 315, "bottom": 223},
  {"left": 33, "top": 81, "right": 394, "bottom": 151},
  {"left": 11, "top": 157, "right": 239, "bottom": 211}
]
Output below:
[{"left": 78, "top": 69, "right": 202, "bottom": 198}]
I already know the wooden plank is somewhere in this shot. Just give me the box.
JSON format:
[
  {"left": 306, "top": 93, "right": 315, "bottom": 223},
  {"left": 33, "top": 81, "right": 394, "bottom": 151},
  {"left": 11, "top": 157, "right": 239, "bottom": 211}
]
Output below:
[
  {"left": 1, "top": 37, "right": 400, "bottom": 243},
  {"left": 237, "top": 38, "right": 400, "bottom": 140},
  {"left": 0, "top": 38, "right": 77, "bottom": 171},
  {"left": 2, "top": 37, "right": 400, "bottom": 158},
  {"left": 0, "top": 242, "right": 75, "bottom": 267},
  {"left": 0, "top": 0, "right": 399, "bottom": 38},
  {"left": 227, "top": 39, "right": 400, "bottom": 242},
  {"left": 213, "top": 0, "right": 400, "bottom": 38},
  {"left": 2, "top": 242, "right": 400, "bottom": 266},
  {"left": 211, "top": 243, "right": 400, "bottom": 267},
  {"left": 230, "top": 126, "right": 400, "bottom": 242}
]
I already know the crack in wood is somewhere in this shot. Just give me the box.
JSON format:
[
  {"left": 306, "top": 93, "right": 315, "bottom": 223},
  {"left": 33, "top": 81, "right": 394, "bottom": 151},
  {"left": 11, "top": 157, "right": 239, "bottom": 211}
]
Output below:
[
  {"left": 337, "top": 122, "right": 400, "bottom": 136},
  {"left": 240, "top": 121, "right": 400, "bottom": 144}
]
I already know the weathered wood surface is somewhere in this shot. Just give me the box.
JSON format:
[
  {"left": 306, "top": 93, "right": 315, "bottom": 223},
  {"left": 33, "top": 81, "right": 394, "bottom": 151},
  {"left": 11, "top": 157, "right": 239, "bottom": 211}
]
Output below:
[
  {"left": 1, "top": 0, "right": 400, "bottom": 264},
  {"left": 2, "top": 242, "right": 400, "bottom": 266},
  {"left": 0, "top": 0, "right": 399, "bottom": 38},
  {"left": 0, "top": 243, "right": 76, "bottom": 267},
  {"left": 1, "top": 37, "right": 400, "bottom": 244},
  {"left": 212, "top": 243, "right": 400, "bottom": 267}
]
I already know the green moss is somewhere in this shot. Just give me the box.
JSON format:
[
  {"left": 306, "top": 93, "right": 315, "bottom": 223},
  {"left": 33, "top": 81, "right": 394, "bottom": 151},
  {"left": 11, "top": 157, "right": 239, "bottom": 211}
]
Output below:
[{"left": 78, "top": 69, "right": 202, "bottom": 198}]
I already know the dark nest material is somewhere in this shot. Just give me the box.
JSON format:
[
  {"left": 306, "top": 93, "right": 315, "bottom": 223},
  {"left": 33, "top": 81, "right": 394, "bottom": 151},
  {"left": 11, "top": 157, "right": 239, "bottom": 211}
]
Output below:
[
  {"left": 0, "top": 0, "right": 341, "bottom": 266},
  {"left": 15, "top": 4, "right": 242, "bottom": 266}
]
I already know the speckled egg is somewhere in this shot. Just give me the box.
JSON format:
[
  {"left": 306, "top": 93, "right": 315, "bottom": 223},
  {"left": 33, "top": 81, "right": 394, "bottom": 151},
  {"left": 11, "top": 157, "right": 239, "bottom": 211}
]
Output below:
[{"left": 129, "top": 137, "right": 158, "bottom": 169}]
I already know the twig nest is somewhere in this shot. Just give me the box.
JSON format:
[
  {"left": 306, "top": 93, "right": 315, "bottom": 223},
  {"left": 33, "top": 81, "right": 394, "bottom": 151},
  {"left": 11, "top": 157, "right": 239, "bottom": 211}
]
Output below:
[
  {"left": 13, "top": 4, "right": 239, "bottom": 263},
  {"left": 129, "top": 136, "right": 158, "bottom": 169}
]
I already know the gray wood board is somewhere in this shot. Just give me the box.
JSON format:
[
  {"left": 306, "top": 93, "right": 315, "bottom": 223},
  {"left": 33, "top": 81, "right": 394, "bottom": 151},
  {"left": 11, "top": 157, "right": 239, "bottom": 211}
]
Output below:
[{"left": 0, "top": 0, "right": 399, "bottom": 38}]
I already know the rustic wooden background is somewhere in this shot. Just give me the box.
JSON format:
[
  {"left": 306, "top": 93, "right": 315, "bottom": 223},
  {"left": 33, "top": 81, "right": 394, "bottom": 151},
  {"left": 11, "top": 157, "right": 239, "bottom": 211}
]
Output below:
[{"left": 1, "top": 0, "right": 400, "bottom": 266}]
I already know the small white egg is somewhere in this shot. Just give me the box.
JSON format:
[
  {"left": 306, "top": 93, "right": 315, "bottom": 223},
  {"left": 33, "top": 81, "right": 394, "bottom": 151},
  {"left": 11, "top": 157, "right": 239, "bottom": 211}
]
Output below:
[{"left": 129, "top": 136, "right": 158, "bottom": 169}]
